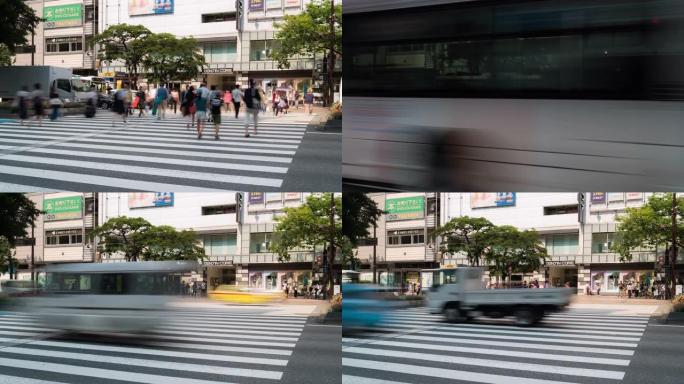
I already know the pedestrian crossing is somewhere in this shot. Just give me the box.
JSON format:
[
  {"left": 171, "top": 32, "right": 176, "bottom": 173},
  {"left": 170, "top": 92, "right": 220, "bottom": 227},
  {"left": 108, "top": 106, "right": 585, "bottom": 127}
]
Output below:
[
  {"left": 342, "top": 306, "right": 652, "bottom": 384},
  {"left": 0, "top": 112, "right": 312, "bottom": 191},
  {"left": 0, "top": 307, "right": 309, "bottom": 383}
]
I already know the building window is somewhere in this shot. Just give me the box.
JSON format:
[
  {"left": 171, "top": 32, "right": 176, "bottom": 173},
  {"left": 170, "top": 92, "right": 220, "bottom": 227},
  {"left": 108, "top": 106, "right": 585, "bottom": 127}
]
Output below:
[
  {"left": 201, "top": 41, "right": 237, "bottom": 63},
  {"left": 250, "top": 40, "right": 281, "bottom": 61},
  {"left": 356, "top": 238, "right": 377, "bottom": 247},
  {"left": 202, "top": 204, "right": 236, "bottom": 215},
  {"left": 85, "top": 197, "right": 94, "bottom": 214},
  {"left": 45, "top": 229, "right": 83, "bottom": 246},
  {"left": 85, "top": 5, "right": 94, "bottom": 22},
  {"left": 46, "top": 37, "right": 83, "bottom": 53},
  {"left": 202, "top": 12, "right": 236, "bottom": 23},
  {"left": 544, "top": 205, "right": 579, "bottom": 215},
  {"left": 427, "top": 197, "right": 437, "bottom": 214},
  {"left": 250, "top": 232, "right": 275, "bottom": 253},
  {"left": 201, "top": 234, "right": 237, "bottom": 256},
  {"left": 387, "top": 229, "right": 425, "bottom": 246},
  {"left": 543, "top": 234, "right": 578, "bottom": 255},
  {"left": 592, "top": 233, "right": 615, "bottom": 253}
]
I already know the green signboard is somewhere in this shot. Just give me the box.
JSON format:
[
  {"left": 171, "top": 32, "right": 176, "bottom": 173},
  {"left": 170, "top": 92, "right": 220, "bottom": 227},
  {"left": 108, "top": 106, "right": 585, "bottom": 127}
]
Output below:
[
  {"left": 44, "top": 4, "right": 82, "bottom": 29},
  {"left": 386, "top": 196, "right": 424, "bottom": 221},
  {"left": 44, "top": 196, "right": 83, "bottom": 221}
]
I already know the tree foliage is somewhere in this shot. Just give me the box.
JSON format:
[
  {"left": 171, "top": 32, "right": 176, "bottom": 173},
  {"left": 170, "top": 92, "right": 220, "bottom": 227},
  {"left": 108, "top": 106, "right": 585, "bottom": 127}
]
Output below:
[
  {"left": 0, "top": 0, "right": 42, "bottom": 52},
  {"left": 0, "top": 44, "right": 13, "bottom": 66},
  {"left": 0, "top": 194, "right": 42, "bottom": 245},
  {"left": 342, "top": 192, "right": 384, "bottom": 246},
  {"left": 482, "top": 226, "right": 548, "bottom": 280},
  {"left": 434, "top": 216, "right": 494, "bottom": 266},
  {"left": 93, "top": 24, "right": 152, "bottom": 88},
  {"left": 140, "top": 225, "right": 206, "bottom": 261},
  {"left": 142, "top": 34, "right": 206, "bottom": 84},
  {"left": 0, "top": 236, "right": 18, "bottom": 278}
]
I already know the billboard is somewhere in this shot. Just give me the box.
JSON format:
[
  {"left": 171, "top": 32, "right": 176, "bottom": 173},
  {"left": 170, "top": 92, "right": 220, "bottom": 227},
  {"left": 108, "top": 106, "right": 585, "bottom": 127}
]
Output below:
[
  {"left": 267, "top": 0, "right": 283, "bottom": 9},
  {"left": 44, "top": 196, "right": 82, "bottom": 221},
  {"left": 591, "top": 192, "right": 606, "bottom": 204},
  {"left": 43, "top": 4, "right": 82, "bottom": 29},
  {"left": 249, "top": 0, "right": 265, "bottom": 12},
  {"left": 608, "top": 192, "right": 624, "bottom": 202},
  {"left": 128, "top": 192, "right": 174, "bottom": 208},
  {"left": 129, "top": 0, "right": 174, "bottom": 16},
  {"left": 266, "top": 192, "right": 282, "bottom": 202},
  {"left": 626, "top": 192, "right": 643, "bottom": 201},
  {"left": 284, "top": 192, "right": 301, "bottom": 200},
  {"left": 386, "top": 196, "right": 424, "bottom": 221},
  {"left": 470, "top": 193, "right": 516, "bottom": 209},
  {"left": 248, "top": 192, "right": 264, "bottom": 204}
]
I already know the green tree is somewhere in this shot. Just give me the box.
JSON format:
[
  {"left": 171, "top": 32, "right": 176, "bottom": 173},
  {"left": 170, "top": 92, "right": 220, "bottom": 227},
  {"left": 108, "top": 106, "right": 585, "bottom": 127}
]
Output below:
[
  {"left": 140, "top": 225, "right": 206, "bottom": 261},
  {"left": 0, "top": 0, "right": 42, "bottom": 52},
  {"left": 482, "top": 226, "right": 548, "bottom": 285},
  {"left": 0, "top": 236, "right": 18, "bottom": 280},
  {"left": 142, "top": 34, "right": 206, "bottom": 85},
  {"left": 0, "top": 44, "right": 13, "bottom": 66},
  {"left": 92, "top": 216, "right": 153, "bottom": 261},
  {"left": 434, "top": 216, "right": 495, "bottom": 267},
  {"left": 93, "top": 24, "right": 152, "bottom": 89},
  {"left": 613, "top": 193, "right": 684, "bottom": 299},
  {"left": 0, "top": 194, "right": 42, "bottom": 245},
  {"left": 272, "top": 0, "right": 341, "bottom": 105},
  {"left": 270, "top": 193, "right": 342, "bottom": 298},
  {"left": 341, "top": 192, "right": 384, "bottom": 273}
]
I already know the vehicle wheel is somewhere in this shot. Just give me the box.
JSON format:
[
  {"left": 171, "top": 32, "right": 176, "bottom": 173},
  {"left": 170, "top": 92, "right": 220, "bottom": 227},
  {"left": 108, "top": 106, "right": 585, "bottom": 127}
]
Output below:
[
  {"left": 514, "top": 307, "right": 541, "bottom": 326},
  {"left": 444, "top": 303, "right": 466, "bottom": 323}
]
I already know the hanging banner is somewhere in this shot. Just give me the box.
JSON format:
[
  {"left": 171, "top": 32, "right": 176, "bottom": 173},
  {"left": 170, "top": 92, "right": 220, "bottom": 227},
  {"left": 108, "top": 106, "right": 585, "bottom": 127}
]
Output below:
[
  {"left": 128, "top": 192, "right": 174, "bottom": 208},
  {"left": 248, "top": 192, "right": 264, "bottom": 204},
  {"left": 591, "top": 192, "right": 606, "bottom": 204},
  {"left": 44, "top": 196, "right": 83, "bottom": 221},
  {"left": 608, "top": 192, "right": 624, "bottom": 202},
  {"left": 249, "top": 0, "right": 265, "bottom": 12},
  {"left": 284, "top": 192, "right": 301, "bottom": 200},
  {"left": 266, "top": 192, "right": 282, "bottom": 202},
  {"left": 386, "top": 196, "right": 424, "bottom": 221}
]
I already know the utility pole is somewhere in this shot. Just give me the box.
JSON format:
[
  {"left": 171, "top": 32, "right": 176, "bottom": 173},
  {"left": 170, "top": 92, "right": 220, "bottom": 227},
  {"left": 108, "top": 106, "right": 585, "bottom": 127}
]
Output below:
[
  {"left": 670, "top": 193, "right": 678, "bottom": 299},
  {"left": 31, "top": 223, "right": 35, "bottom": 282},
  {"left": 31, "top": 31, "right": 35, "bottom": 65},
  {"left": 327, "top": 0, "right": 335, "bottom": 106},
  {"left": 372, "top": 223, "right": 377, "bottom": 284}
]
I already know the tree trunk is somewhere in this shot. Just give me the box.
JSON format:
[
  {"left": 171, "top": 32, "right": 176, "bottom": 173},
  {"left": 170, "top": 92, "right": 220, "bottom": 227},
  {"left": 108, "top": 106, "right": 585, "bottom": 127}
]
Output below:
[
  {"left": 670, "top": 193, "right": 678, "bottom": 299},
  {"left": 327, "top": 192, "right": 336, "bottom": 299},
  {"left": 327, "top": 0, "right": 336, "bottom": 107}
]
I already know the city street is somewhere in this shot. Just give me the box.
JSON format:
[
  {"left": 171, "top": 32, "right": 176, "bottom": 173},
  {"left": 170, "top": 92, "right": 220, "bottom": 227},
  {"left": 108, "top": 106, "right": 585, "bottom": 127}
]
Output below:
[
  {"left": 341, "top": 303, "right": 680, "bottom": 384},
  {"left": 0, "top": 110, "right": 340, "bottom": 191},
  {"left": 0, "top": 301, "right": 341, "bottom": 384}
]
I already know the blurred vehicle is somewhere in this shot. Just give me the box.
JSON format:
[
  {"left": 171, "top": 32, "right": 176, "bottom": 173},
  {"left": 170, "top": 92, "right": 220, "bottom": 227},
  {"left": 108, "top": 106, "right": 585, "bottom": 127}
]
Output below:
[
  {"left": 208, "top": 285, "right": 285, "bottom": 304},
  {"left": 21, "top": 261, "right": 198, "bottom": 333},
  {"left": 342, "top": 284, "right": 413, "bottom": 330},
  {"left": 342, "top": 270, "right": 360, "bottom": 284},
  {"left": 0, "top": 280, "right": 39, "bottom": 297},
  {"left": 426, "top": 267, "right": 572, "bottom": 326},
  {"left": 343, "top": 0, "right": 684, "bottom": 191},
  {"left": 97, "top": 92, "right": 113, "bottom": 110}
]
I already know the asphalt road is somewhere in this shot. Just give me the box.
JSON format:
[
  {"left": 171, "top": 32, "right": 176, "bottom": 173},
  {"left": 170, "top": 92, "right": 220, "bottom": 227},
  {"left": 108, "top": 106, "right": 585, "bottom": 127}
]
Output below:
[
  {"left": 0, "top": 110, "right": 340, "bottom": 192},
  {"left": 342, "top": 304, "right": 663, "bottom": 384},
  {"left": 0, "top": 303, "right": 338, "bottom": 383}
]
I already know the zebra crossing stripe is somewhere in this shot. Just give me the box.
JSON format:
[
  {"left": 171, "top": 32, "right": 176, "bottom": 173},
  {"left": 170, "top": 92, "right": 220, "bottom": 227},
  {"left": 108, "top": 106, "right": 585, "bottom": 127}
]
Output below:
[
  {"left": 343, "top": 358, "right": 581, "bottom": 384},
  {"left": 0, "top": 375, "right": 64, "bottom": 384},
  {"left": 148, "top": 328, "right": 300, "bottom": 342},
  {"left": 403, "top": 329, "right": 639, "bottom": 347},
  {"left": 157, "top": 324, "right": 302, "bottom": 337},
  {"left": 343, "top": 375, "right": 412, "bottom": 384}
]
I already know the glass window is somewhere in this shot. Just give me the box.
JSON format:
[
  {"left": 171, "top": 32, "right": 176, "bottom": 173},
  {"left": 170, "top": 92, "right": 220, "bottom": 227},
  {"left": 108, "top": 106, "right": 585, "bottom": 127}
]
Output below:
[
  {"left": 202, "top": 12, "right": 236, "bottom": 23},
  {"left": 202, "top": 205, "right": 236, "bottom": 215},
  {"left": 250, "top": 232, "right": 274, "bottom": 253},
  {"left": 203, "top": 41, "right": 237, "bottom": 63},
  {"left": 592, "top": 233, "right": 615, "bottom": 253},
  {"left": 46, "top": 229, "right": 83, "bottom": 246},
  {"left": 544, "top": 234, "right": 579, "bottom": 255},
  {"left": 250, "top": 40, "right": 281, "bottom": 61},
  {"left": 56, "top": 79, "right": 71, "bottom": 93},
  {"left": 387, "top": 229, "right": 425, "bottom": 246},
  {"left": 203, "top": 234, "right": 237, "bottom": 256}
]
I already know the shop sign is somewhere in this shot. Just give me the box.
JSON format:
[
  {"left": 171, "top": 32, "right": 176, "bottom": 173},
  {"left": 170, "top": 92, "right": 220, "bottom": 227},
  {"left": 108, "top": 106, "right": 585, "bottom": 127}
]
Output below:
[
  {"left": 626, "top": 192, "right": 643, "bottom": 201},
  {"left": 249, "top": 192, "right": 264, "bottom": 204},
  {"left": 266, "top": 192, "right": 282, "bottom": 202},
  {"left": 285, "top": 0, "right": 300, "bottom": 7},
  {"left": 44, "top": 196, "right": 82, "bottom": 221},
  {"left": 266, "top": 0, "right": 282, "bottom": 9},
  {"left": 128, "top": 193, "right": 174, "bottom": 208},
  {"left": 249, "top": 0, "right": 265, "bottom": 12},
  {"left": 546, "top": 260, "right": 576, "bottom": 266},
  {"left": 470, "top": 192, "right": 516, "bottom": 209},
  {"left": 591, "top": 192, "right": 606, "bottom": 204},
  {"left": 202, "top": 260, "right": 234, "bottom": 266},
  {"left": 44, "top": 4, "right": 82, "bottom": 29},
  {"left": 284, "top": 192, "right": 301, "bottom": 200},
  {"left": 202, "top": 68, "right": 233, "bottom": 74},
  {"left": 386, "top": 196, "right": 424, "bottom": 221},
  {"left": 129, "top": 0, "right": 174, "bottom": 16}
]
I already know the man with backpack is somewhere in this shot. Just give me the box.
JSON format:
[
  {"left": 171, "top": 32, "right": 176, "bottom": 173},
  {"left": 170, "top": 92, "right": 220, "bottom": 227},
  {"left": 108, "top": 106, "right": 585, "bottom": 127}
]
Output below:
[
  {"left": 209, "top": 85, "right": 223, "bottom": 140},
  {"left": 243, "top": 79, "right": 262, "bottom": 137}
]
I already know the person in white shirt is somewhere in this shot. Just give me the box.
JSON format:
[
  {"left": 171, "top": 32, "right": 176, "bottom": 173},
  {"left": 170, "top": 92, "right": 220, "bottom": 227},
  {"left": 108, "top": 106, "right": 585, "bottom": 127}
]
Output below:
[{"left": 231, "top": 85, "right": 243, "bottom": 119}]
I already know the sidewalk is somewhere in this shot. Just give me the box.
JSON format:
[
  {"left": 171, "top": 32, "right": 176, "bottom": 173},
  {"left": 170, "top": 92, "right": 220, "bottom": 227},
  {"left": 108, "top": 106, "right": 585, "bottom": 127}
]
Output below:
[{"left": 572, "top": 295, "right": 666, "bottom": 305}]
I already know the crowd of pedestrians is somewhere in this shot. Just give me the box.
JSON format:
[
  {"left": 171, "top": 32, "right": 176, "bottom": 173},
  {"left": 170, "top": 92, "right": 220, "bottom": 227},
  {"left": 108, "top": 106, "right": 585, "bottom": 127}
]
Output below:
[
  {"left": 282, "top": 282, "right": 326, "bottom": 299},
  {"left": 183, "top": 280, "right": 208, "bottom": 297}
]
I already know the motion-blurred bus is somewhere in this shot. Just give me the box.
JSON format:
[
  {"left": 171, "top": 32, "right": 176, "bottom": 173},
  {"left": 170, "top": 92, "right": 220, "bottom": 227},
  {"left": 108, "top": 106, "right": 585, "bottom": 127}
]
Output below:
[{"left": 343, "top": 0, "right": 684, "bottom": 191}]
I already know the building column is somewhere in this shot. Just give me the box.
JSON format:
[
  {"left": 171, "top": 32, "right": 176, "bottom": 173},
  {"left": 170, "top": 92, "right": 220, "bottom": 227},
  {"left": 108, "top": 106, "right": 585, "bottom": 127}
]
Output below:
[
  {"left": 236, "top": 264, "right": 249, "bottom": 288},
  {"left": 577, "top": 264, "right": 591, "bottom": 295}
]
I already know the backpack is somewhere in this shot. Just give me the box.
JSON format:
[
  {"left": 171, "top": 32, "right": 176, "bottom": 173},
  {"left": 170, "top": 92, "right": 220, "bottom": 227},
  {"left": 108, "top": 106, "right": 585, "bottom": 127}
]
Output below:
[
  {"left": 211, "top": 94, "right": 222, "bottom": 107},
  {"left": 33, "top": 94, "right": 42, "bottom": 107},
  {"left": 244, "top": 88, "right": 259, "bottom": 109}
]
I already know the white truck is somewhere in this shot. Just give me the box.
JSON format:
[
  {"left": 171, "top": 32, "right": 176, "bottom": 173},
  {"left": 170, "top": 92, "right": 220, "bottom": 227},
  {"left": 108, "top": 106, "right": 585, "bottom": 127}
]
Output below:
[
  {"left": 0, "top": 66, "right": 80, "bottom": 102},
  {"left": 426, "top": 267, "right": 573, "bottom": 326}
]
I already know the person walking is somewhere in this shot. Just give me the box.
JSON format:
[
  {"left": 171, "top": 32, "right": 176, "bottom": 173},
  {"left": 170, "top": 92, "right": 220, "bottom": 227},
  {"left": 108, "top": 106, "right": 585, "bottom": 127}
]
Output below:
[
  {"left": 149, "top": 85, "right": 158, "bottom": 116},
  {"left": 195, "top": 82, "right": 210, "bottom": 139},
  {"left": 183, "top": 85, "right": 196, "bottom": 129},
  {"left": 294, "top": 90, "right": 301, "bottom": 110},
  {"left": 231, "top": 84, "right": 243, "bottom": 119},
  {"left": 136, "top": 88, "right": 146, "bottom": 117},
  {"left": 48, "top": 88, "right": 62, "bottom": 121},
  {"left": 304, "top": 89, "right": 314, "bottom": 115},
  {"left": 32, "top": 83, "right": 45, "bottom": 126},
  {"left": 170, "top": 88, "right": 179, "bottom": 114},
  {"left": 223, "top": 88, "right": 232, "bottom": 113},
  {"left": 15, "top": 86, "right": 30, "bottom": 126},
  {"left": 209, "top": 86, "right": 223, "bottom": 140},
  {"left": 84, "top": 85, "right": 97, "bottom": 118},
  {"left": 243, "top": 79, "right": 262, "bottom": 137},
  {"left": 156, "top": 84, "right": 169, "bottom": 120}
]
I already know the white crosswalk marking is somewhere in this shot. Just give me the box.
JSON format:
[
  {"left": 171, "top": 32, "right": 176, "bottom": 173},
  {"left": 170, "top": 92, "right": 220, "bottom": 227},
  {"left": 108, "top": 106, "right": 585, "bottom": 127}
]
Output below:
[
  {"left": 343, "top": 307, "right": 651, "bottom": 384},
  {"left": 0, "top": 112, "right": 312, "bottom": 190},
  {"left": 0, "top": 306, "right": 309, "bottom": 383}
]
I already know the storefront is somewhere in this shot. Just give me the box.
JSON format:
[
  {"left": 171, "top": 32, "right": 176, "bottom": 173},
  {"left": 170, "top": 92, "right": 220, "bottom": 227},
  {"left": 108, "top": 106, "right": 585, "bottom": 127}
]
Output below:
[
  {"left": 545, "top": 261, "right": 579, "bottom": 288},
  {"left": 588, "top": 263, "right": 655, "bottom": 294},
  {"left": 204, "top": 261, "right": 236, "bottom": 291},
  {"left": 246, "top": 263, "right": 315, "bottom": 292}
]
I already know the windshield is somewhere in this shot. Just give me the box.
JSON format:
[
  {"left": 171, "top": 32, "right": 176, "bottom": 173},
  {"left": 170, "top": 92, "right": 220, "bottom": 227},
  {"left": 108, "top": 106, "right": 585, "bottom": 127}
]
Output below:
[{"left": 71, "top": 79, "right": 90, "bottom": 92}]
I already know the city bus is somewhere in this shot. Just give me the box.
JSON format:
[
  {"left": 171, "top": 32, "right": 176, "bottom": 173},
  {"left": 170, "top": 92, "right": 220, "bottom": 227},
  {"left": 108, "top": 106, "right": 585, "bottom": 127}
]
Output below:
[
  {"left": 23, "top": 261, "right": 200, "bottom": 333},
  {"left": 343, "top": 0, "right": 684, "bottom": 191}
]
